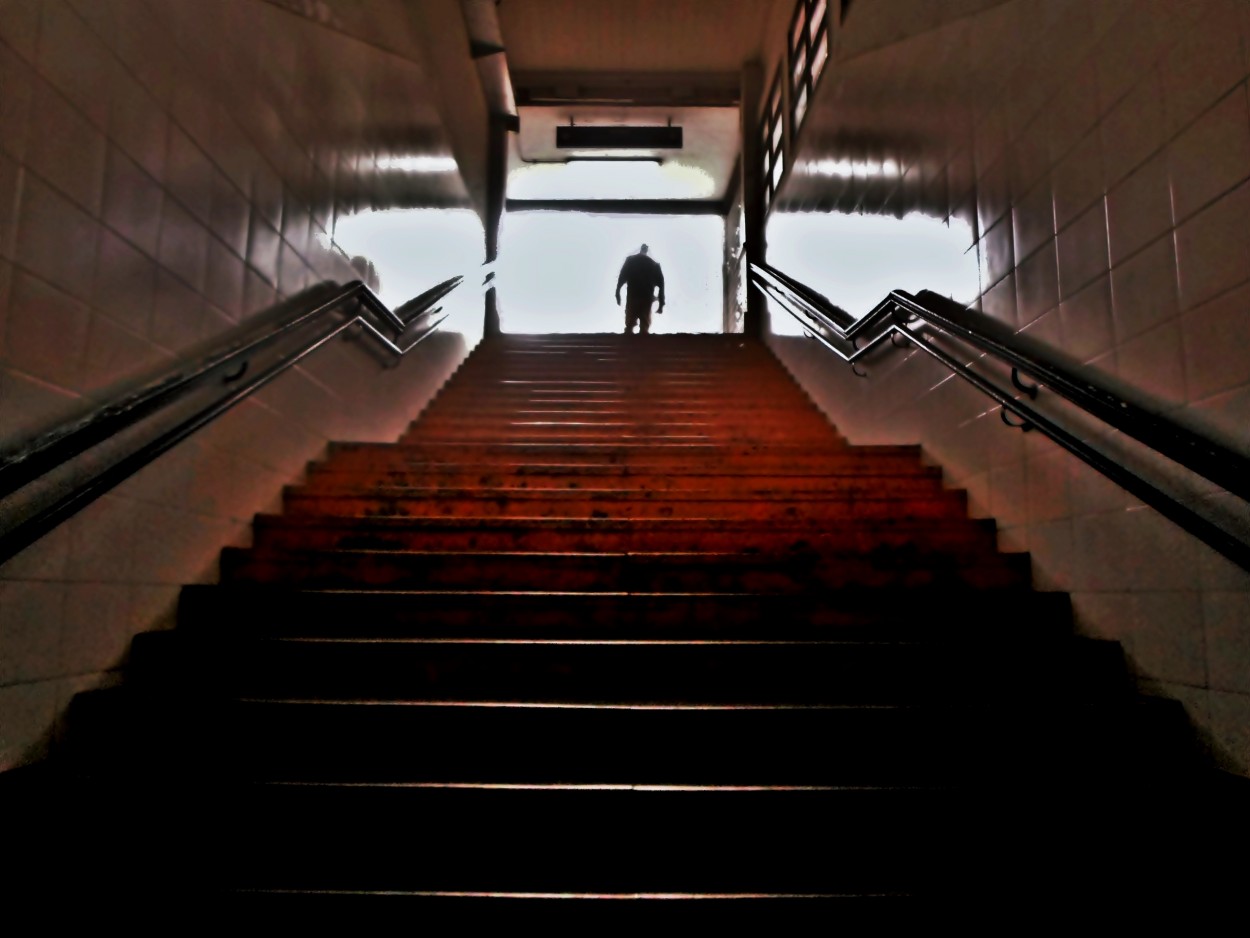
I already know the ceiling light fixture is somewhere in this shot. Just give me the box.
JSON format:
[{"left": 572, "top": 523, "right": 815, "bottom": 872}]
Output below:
[
  {"left": 556, "top": 125, "right": 683, "bottom": 149},
  {"left": 801, "top": 158, "right": 901, "bottom": 178},
  {"left": 375, "top": 155, "right": 459, "bottom": 173},
  {"left": 564, "top": 156, "right": 663, "bottom": 164}
]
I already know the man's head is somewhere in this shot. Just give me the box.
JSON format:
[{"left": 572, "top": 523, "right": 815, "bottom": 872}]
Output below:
[{"left": 640, "top": 244, "right": 649, "bottom": 255}]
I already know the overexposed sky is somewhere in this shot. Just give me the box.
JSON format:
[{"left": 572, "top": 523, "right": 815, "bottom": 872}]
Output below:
[
  {"left": 332, "top": 207, "right": 487, "bottom": 344},
  {"left": 329, "top": 203, "right": 978, "bottom": 339},
  {"left": 766, "top": 211, "right": 978, "bottom": 335},
  {"left": 332, "top": 207, "right": 485, "bottom": 309},
  {"left": 496, "top": 212, "right": 723, "bottom": 334}
]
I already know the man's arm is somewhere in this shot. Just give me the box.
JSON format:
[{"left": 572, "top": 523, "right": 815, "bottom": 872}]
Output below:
[
  {"left": 656, "top": 265, "right": 665, "bottom": 310},
  {"left": 615, "top": 262, "right": 627, "bottom": 305}
]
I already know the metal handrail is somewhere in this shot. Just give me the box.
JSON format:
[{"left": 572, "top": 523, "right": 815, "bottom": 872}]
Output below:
[
  {"left": 0, "top": 275, "right": 463, "bottom": 565},
  {"left": 751, "top": 260, "right": 1250, "bottom": 572}
]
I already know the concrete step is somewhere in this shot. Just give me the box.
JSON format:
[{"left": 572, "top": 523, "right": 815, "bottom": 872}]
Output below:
[
  {"left": 219, "top": 546, "right": 1031, "bottom": 592},
  {"left": 317, "top": 445, "right": 937, "bottom": 473},
  {"left": 106, "top": 695, "right": 1177, "bottom": 787},
  {"left": 177, "top": 584, "right": 1075, "bottom": 640},
  {"left": 280, "top": 488, "right": 971, "bottom": 521},
  {"left": 132, "top": 630, "right": 1128, "bottom": 704},
  {"left": 305, "top": 461, "right": 942, "bottom": 484},
  {"left": 327, "top": 445, "right": 925, "bottom": 465},
  {"left": 295, "top": 474, "right": 949, "bottom": 498},
  {"left": 398, "top": 426, "right": 840, "bottom": 445},
  {"left": 250, "top": 515, "right": 997, "bottom": 554},
  {"left": 183, "top": 784, "right": 1175, "bottom": 898}
]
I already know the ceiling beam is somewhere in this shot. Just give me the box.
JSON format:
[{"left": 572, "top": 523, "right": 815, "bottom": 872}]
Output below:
[
  {"left": 513, "top": 70, "right": 740, "bottom": 108},
  {"left": 507, "top": 198, "right": 725, "bottom": 215}
]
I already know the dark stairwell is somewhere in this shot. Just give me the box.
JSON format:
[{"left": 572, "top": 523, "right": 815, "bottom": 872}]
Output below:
[{"left": 21, "top": 332, "right": 1237, "bottom": 909}]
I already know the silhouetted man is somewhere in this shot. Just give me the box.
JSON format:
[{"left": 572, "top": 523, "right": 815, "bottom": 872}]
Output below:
[{"left": 616, "top": 244, "right": 665, "bottom": 335}]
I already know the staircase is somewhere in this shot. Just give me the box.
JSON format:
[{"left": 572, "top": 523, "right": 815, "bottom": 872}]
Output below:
[{"left": 59, "top": 333, "right": 1222, "bottom": 908}]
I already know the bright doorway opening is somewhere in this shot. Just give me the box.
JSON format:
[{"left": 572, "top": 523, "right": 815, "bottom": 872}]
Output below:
[{"left": 497, "top": 212, "right": 724, "bottom": 334}]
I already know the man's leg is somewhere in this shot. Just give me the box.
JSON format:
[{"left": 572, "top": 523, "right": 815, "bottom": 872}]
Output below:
[{"left": 626, "top": 301, "right": 647, "bottom": 334}]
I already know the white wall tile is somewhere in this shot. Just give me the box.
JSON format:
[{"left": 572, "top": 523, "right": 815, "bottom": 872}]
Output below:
[
  {"left": 149, "top": 268, "right": 204, "bottom": 354},
  {"left": 1026, "top": 518, "right": 1075, "bottom": 591},
  {"left": 80, "top": 313, "right": 157, "bottom": 393},
  {"left": 26, "top": 75, "right": 108, "bottom": 215},
  {"left": 204, "top": 237, "right": 245, "bottom": 320},
  {"left": 1174, "top": 180, "right": 1250, "bottom": 310},
  {"left": 1109, "top": 234, "right": 1178, "bottom": 342},
  {"left": 1059, "top": 274, "right": 1115, "bottom": 361},
  {"left": 1101, "top": 65, "right": 1166, "bottom": 187},
  {"left": 1116, "top": 321, "right": 1188, "bottom": 405},
  {"left": 0, "top": 679, "right": 57, "bottom": 770},
  {"left": 1012, "top": 177, "right": 1055, "bottom": 262},
  {"left": 92, "top": 227, "right": 156, "bottom": 333},
  {"left": 0, "top": 257, "right": 10, "bottom": 353},
  {"left": 976, "top": 156, "right": 1011, "bottom": 233},
  {"left": 1014, "top": 239, "right": 1058, "bottom": 325},
  {"left": 1168, "top": 85, "right": 1250, "bottom": 223},
  {"left": 35, "top": 0, "right": 114, "bottom": 131},
  {"left": 1093, "top": 4, "right": 1164, "bottom": 115},
  {"left": 1046, "top": 57, "right": 1100, "bottom": 164},
  {"left": 1209, "top": 690, "right": 1250, "bottom": 772},
  {"left": 1181, "top": 282, "right": 1250, "bottom": 401},
  {"left": 15, "top": 173, "right": 100, "bottom": 302},
  {"left": 59, "top": 582, "right": 133, "bottom": 676},
  {"left": 1161, "top": 1, "right": 1246, "bottom": 136},
  {"left": 166, "top": 124, "right": 214, "bottom": 226},
  {"left": 106, "top": 65, "right": 168, "bottom": 182},
  {"left": 1188, "top": 384, "right": 1250, "bottom": 457},
  {"left": 1205, "top": 592, "right": 1250, "bottom": 693},
  {"left": 980, "top": 272, "right": 1016, "bottom": 326},
  {"left": 0, "top": 150, "right": 21, "bottom": 260},
  {"left": 0, "top": 580, "right": 65, "bottom": 684},
  {"left": 0, "top": 40, "right": 34, "bottom": 163},
  {"left": 1057, "top": 199, "right": 1110, "bottom": 299},
  {"left": 1053, "top": 129, "right": 1105, "bottom": 230},
  {"left": 5, "top": 269, "right": 91, "bottom": 387},
  {"left": 980, "top": 217, "right": 1015, "bottom": 289},
  {"left": 101, "top": 145, "right": 164, "bottom": 258},
  {"left": 0, "top": 0, "right": 42, "bottom": 63},
  {"left": 0, "top": 367, "right": 81, "bottom": 446},
  {"left": 1106, "top": 150, "right": 1172, "bottom": 266},
  {"left": 156, "top": 197, "right": 208, "bottom": 293},
  {"left": 246, "top": 213, "right": 281, "bottom": 287}
]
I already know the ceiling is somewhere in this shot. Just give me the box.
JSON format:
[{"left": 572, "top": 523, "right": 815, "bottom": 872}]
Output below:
[
  {"left": 497, "top": 0, "right": 782, "bottom": 74},
  {"left": 507, "top": 105, "right": 740, "bottom": 202},
  {"left": 497, "top": 0, "right": 784, "bottom": 203}
]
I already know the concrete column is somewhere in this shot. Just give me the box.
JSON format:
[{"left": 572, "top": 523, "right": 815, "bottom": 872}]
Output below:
[
  {"left": 484, "top": 114, "right": 509, "bottom": 336},
  {"left": 740, "top": 61, "right": 768, "bottom": 339}
]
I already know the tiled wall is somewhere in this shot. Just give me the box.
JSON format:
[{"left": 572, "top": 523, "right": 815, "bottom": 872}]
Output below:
[
  {"left": 0, "top": 0, "right": 485, "bottom": 770},
  {"left": 767, "top": 0, "right": 1250, "bottom": 773}
]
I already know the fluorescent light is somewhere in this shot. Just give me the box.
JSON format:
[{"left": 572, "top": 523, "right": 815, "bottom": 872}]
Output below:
[
  {"left": 376, "top": 155, "right": 459, "bottom": 173},
  {"left": 800, "top": 158, "right": 901, "bottom": 178}
]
